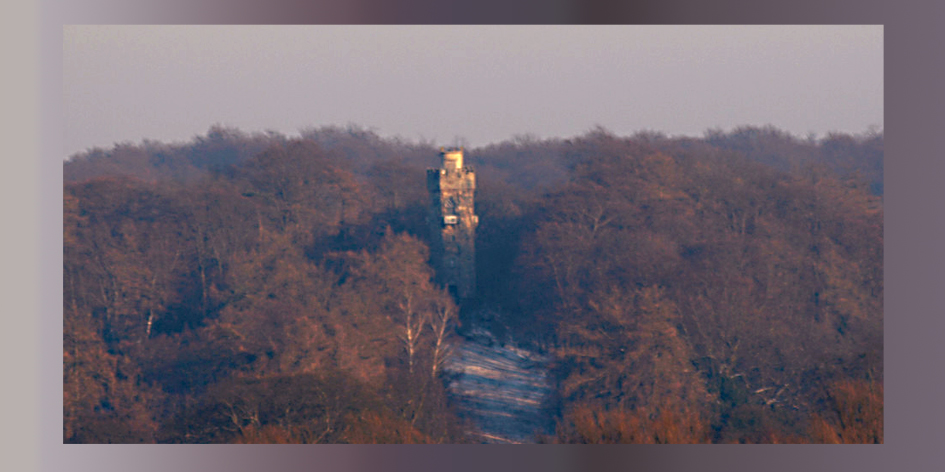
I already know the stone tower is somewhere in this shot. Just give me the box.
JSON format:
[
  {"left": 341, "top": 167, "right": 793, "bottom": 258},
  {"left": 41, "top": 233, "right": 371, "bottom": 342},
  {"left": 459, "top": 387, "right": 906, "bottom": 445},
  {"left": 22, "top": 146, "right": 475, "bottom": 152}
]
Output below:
[{"left": 427, "top": 147, "right": 478, "bottom": 300}]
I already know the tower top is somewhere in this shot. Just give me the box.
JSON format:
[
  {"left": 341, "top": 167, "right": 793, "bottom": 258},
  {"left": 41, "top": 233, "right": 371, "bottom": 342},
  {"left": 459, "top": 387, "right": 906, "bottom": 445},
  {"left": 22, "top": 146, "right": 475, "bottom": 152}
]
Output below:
[{"left": 439, "top": 146, "right": 464, "bottom": 170}]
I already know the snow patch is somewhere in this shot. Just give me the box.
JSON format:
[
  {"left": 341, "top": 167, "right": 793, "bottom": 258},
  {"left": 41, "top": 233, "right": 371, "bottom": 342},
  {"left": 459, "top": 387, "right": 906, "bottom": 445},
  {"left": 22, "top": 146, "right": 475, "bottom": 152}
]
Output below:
[{"left": 444, "top": 333, "right": 554, "bottom": 443}]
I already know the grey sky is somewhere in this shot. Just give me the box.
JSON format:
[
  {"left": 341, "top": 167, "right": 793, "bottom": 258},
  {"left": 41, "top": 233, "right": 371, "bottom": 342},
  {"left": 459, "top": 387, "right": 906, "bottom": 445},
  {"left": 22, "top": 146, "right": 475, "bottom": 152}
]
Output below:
[{"left": 63, "top": 25, "right": 882, "bottom": 157}]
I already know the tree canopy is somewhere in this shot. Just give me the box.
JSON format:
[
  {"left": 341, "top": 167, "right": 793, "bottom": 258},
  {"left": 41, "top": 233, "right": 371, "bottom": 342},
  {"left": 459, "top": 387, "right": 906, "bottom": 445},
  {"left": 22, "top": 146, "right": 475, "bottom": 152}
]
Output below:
[{"left": 64, "top": 124, "right": 882, "bottom": 443}]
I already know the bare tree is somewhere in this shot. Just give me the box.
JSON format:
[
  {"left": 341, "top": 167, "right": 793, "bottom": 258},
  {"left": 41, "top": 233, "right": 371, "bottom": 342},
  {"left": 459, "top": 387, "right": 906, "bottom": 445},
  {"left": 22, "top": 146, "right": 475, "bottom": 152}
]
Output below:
[
  {"left": 429, "top": 295, "right": 458, "bottom": 378},
  {"left": 398, "top": 285, "right": 427, "bottom": 375}
]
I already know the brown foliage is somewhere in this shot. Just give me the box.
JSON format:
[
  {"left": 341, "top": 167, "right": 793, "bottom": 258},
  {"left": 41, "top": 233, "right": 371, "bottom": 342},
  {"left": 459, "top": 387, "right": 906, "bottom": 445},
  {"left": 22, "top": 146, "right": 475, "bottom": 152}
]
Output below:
[
  {"left": 234, "top": 139, "right": 369, "bottom": 242},
  {"left": 554, "top": 401, "right": 711, "bottom": 444},
  {"left": 513, "top": 135, "right": 882, "bottom": 439},
  {"left": 809, "top": 379, "right": 883, "bottom": 444},
  {"left": 556, "top": 287, "right": 710, "bottom": 414},
  {"left": 232, "top": 424, "right": 302, "bottom": 444},
  {"left": 341, "top": 410, "right": 433, "bottom": 444},
  {"left": 63, "top": 126, "right": 882, "bottom": 444},
  {"left": 63, "top": 311, "right": 161, "bottom": 443}
]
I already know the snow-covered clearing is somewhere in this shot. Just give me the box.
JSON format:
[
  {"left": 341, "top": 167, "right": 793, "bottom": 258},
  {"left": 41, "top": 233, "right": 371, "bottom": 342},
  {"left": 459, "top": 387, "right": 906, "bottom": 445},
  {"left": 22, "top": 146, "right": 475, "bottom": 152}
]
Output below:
[{"left": 444, "top": 329, "right": 554, "bottom": 443}]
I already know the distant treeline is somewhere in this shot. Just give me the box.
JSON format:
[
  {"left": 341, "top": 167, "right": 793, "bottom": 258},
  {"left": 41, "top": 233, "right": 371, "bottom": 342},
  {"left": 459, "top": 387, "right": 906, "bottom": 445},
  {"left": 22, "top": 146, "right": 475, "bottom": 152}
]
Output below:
[
  {"left": 64, "top": 124, "right": 882, "bottom": 443},
  {"left": 66, "top": 124, "right": 883, "bottom": 196}
]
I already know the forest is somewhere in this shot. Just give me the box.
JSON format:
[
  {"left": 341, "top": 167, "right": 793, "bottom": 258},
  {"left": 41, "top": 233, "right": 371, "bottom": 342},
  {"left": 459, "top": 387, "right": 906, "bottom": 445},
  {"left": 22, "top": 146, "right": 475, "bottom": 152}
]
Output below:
[{"left": 63, "top": 124, "right": 882, "bottom": 443}]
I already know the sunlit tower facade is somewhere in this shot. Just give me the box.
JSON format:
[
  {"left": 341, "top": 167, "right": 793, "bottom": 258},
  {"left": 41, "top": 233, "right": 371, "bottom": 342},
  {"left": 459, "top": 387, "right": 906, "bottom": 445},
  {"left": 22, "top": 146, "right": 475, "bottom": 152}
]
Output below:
[{"left": 427, "top": 147, "right": 478, "bottom": 300}]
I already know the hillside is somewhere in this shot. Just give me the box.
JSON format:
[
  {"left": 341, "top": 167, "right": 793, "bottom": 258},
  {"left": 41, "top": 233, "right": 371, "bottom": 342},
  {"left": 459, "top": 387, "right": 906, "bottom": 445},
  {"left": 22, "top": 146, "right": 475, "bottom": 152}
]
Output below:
[{"left": 64, "top": 125, "right": 882, "bottom": 443}]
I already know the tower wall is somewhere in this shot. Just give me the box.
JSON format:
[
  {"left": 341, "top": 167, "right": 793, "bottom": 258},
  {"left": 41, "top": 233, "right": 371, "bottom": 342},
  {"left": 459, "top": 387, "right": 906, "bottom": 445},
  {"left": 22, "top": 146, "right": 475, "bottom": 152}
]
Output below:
[{"left": 427, "top": 147, "right": 478, "bottom": 300}]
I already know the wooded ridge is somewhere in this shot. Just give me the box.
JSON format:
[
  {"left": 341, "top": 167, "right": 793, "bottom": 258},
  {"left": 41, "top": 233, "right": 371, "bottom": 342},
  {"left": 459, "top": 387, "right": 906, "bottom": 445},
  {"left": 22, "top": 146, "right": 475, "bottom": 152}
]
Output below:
[{"left": 64, "top": 124, "right": 882, "bottom": 443}]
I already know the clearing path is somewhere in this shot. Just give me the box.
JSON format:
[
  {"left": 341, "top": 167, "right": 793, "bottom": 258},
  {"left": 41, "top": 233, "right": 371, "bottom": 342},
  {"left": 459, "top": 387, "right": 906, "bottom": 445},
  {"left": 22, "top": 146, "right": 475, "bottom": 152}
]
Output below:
[{"left": 443, "top": 329, "right": 555, "bottom": 443}]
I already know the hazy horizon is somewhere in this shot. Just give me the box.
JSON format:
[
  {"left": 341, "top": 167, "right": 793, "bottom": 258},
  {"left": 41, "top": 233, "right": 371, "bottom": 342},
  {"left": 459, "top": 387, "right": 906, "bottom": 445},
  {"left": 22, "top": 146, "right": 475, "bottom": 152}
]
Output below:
[{"left": 63, "top": 25, "right": 883, "bottom": 158}]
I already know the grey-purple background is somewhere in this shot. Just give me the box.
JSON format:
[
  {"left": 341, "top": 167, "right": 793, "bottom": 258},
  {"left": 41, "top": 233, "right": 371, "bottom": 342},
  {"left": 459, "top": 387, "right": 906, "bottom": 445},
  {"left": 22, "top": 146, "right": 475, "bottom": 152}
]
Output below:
[{"left": 63, "top": 25, "right": 882, "bottom": 158}]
